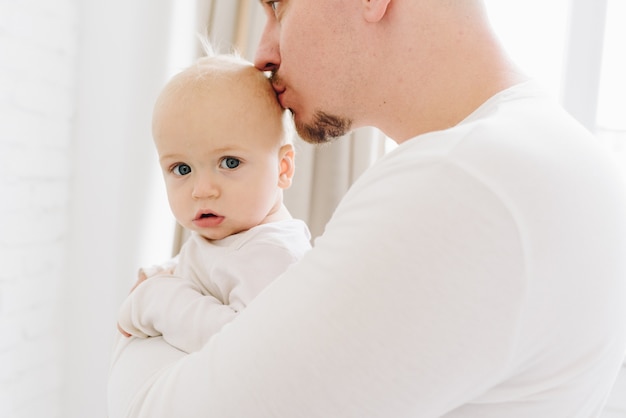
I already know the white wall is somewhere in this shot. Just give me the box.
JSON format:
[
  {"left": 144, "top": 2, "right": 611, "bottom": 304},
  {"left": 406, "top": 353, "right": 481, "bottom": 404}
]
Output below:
[
  {"left": 0, "top": 1, "right": 77, "bottom": 416},
  {"left": 1, "top": 1, "right": 187, "bottom": 417},
  {"left": 64, "top": 1, "right": 190, "bottom": 417}
]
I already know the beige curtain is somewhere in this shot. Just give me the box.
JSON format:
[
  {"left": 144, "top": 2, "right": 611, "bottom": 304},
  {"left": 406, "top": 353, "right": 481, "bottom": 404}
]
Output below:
[{"left": 173, "top": 0, "right": 387, "bottom": 253}]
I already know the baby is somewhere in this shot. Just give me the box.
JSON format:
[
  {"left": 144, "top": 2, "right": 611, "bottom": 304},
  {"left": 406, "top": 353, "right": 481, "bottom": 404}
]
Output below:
[{"left": 116, "top": 53, "right": 311, "bottom": 353}]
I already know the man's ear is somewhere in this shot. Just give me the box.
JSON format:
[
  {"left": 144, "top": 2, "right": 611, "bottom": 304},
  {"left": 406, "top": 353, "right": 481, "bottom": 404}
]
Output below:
[
  {"left": 278, "top": 144, "right": 295, "bottom": 189},
  {"left": 362, "top": 0, "right": 392, "bottom": 22}
]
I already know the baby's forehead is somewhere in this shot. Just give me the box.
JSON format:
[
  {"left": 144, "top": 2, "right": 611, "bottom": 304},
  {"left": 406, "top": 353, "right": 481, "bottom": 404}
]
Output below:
[
  {"left": 162, "top": 66, "right": 273, "bottom": 110},
  {"left": 154, "top": 56, "right": 288, "bottom": 140}
]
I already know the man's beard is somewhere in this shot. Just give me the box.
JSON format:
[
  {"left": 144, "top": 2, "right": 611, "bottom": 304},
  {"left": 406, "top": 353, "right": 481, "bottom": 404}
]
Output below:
[
  {"left": 270, "top": 72, "right": 352, "bottom": 144},
  {"left": 293, "top": 110, "right": 352, "bottom": 145}
]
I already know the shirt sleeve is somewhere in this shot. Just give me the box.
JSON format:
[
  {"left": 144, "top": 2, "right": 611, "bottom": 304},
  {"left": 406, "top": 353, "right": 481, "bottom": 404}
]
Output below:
[
  {"left": 210, "top": 241, "right": 303, "bottom": 312},
  {"left": 116, "top": 274, "right": 233, "bottom": 352},
  {"left": 116, "top": 256, "right": 181, "bottom": 338},
  {"left": 108, "top": 161, "right": 527, "bottom": 418},
  {"left": 117, "top": 240, "right": 306, "bottom": 354}
]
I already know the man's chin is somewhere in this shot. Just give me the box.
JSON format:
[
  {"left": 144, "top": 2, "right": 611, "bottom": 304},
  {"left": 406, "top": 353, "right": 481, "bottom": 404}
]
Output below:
[{"left": 294, "top": 111, "right": 352, "bottom": 145}]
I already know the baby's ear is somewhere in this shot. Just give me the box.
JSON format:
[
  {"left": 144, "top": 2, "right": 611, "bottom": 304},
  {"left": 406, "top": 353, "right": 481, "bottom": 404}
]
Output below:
[
  {"left": 278, "top": 144, "right": 295, "bottom": 189},
  {"left": 362, "top": 0, "right": 392, "bottom": 22}
]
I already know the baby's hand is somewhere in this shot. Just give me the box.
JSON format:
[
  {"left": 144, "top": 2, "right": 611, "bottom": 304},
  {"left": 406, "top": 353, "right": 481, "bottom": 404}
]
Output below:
[
  {"left": 117, "top": 323, "right": 131, "bottom": 338},
  {"left": 127, "top": 263, "right": 176, "bottom": 296},
  {"left": 128, "top": 269, "right": 150, "bottom": 294},
  {"left": 138, "top": 261, "right": 177, "bottom": 282}
]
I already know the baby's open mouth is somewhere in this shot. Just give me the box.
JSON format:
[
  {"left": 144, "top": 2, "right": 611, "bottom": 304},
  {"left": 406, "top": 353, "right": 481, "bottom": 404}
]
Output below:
[{"left": 193, "top": 210, "right": 224, "bottom": 228}]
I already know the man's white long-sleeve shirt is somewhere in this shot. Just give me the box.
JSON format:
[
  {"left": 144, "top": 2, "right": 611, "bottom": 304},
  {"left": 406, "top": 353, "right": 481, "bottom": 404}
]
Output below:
[{"left": 108, "top": 82, "right": 626, "bottom": 417}]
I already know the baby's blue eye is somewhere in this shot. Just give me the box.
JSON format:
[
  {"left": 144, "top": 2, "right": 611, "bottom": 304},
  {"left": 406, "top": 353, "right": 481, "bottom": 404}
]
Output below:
[
  {"left": 173, "top": 163, "right": 191, "bottom": 176},
  {"left": 220, "top": 157, "right": 240, "bottom": 170}
]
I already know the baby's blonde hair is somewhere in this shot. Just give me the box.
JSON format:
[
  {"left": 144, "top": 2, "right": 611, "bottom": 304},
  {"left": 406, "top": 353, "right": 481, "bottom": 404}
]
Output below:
[{"left": 156, "top": 44, "right": 293, "bottom": 145}]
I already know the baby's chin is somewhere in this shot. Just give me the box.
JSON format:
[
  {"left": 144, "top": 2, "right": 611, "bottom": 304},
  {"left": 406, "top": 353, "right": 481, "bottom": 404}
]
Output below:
[
  {"left": 197, "top": 231, "right": 229, "bottom": 241},
  {"left": 196, "top": 227, "right": 249, "bottom": 242}
]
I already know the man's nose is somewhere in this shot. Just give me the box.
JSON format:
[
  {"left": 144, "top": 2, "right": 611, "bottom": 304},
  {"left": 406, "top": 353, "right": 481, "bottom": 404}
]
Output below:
[{"left": 253, "top": 19, "right": 281, "bottom": 72}]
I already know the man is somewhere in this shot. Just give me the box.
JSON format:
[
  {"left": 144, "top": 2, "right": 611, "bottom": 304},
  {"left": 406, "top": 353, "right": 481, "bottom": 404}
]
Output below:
[
  {"left": 108, "top": 1, "right": 626, "bottom": 416},
  {"left": 254, "top": 0, "right": 525, "bottom": 145}
]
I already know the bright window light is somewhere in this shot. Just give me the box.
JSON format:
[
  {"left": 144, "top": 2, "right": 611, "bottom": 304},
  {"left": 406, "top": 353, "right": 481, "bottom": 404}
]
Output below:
[
  {"left": 596, "top": 0, "right": 626, "bottom": 131},
  {"left": 484, "top": 0, "right": 570, "bottom": 99}
]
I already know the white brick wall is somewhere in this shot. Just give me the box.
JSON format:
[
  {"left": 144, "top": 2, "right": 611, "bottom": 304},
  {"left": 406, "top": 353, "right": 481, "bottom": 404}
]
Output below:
[{"left": 0, "top": 1, "right": 77, "bottom": 417}]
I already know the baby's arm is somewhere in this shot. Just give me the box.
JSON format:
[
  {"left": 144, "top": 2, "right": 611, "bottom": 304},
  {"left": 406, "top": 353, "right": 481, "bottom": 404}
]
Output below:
[
  {"left": 213, "top": 243, "right": 303, "bottom": 313},
  {"left": 118, "top": 242, "right": 303, "bottom": 353},
  {"left": 117, "top": 274, "right": 234, "bottom": 352},
  {"left": 117, "top": 258, "right": 178, "bottom": 337}
]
